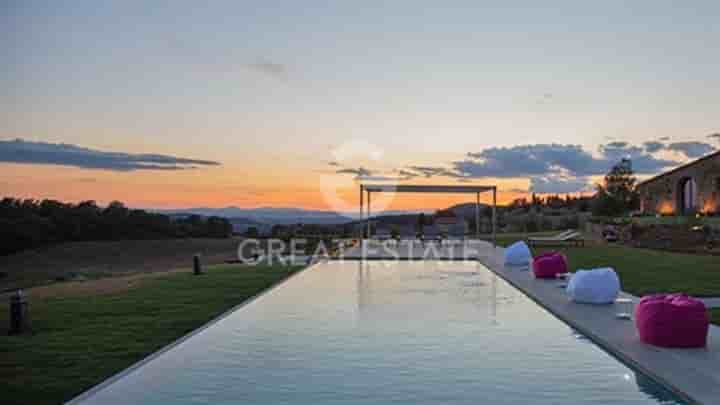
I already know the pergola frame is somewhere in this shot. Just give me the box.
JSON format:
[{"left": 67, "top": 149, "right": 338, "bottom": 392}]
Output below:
[{"left": 359, "top": 184, "right": 497, "bottom": 247}]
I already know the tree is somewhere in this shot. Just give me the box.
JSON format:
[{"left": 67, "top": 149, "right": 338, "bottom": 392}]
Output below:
[
  {"left": 593, "top": 158, "right": 640, "bottom": 216},
  {"left": 245, "top": 226, "right": 259, "bottom": 238},
  {"left": 390, "top": 225, "right": 399, "bottom": 240},
  {"left": 0, "top": 197, "right": 233, "bottom": 255}
]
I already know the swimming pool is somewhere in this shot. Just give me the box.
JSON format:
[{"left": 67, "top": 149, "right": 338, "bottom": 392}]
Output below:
[{"left": 70, "top": 261, "right": 687, "bottom": 404}]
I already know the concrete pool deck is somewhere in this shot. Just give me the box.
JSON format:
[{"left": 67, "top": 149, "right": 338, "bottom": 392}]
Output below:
[{"left": 341, "top": 239, "right": 720, "bottom": 405}]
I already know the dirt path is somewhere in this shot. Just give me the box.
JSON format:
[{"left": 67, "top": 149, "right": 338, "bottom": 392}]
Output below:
[
  {"left": 0, "top": 238, "right": 241, "bottom": 291},
  {"left": 6, "top": 267, "right": 190, "bottom": 300}
]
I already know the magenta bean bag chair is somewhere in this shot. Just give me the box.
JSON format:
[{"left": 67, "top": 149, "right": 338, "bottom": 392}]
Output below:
[
  {"left": 532, "top": 251, "right": 568, "bottom": 279},
  {"left": 635, "top": 294, "right": 709, "bottom": 348}
]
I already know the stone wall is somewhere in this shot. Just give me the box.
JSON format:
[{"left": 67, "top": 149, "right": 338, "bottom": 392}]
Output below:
[{"left": 637, "top": 152, "right": 720, "bottom": 215}]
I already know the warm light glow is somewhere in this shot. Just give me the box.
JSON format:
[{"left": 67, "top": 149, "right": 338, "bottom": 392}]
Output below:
[
  {"left": 701, "top": 197, "right": 717, "bottom": 215},
  {"left": 658, "top": 200, "right": 675, "bottom": 215}
]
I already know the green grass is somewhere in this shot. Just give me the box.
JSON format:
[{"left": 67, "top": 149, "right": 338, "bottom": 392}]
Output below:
[
  {"left": 489, "top": 235, "right": 720, "bottom": 297},
  {"left": 710, "top": 309, "right": 720, "bottom": 325},
  {"left": 0, "top": 264, "right": 303, "bottom": 405}
]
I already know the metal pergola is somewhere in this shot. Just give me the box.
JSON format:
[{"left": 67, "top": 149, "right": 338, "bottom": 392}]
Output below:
[{"left": 359, "top": 184, "right": 497, "bottom": 246}]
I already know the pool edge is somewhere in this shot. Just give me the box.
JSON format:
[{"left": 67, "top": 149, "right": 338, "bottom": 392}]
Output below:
[
  {"left": 479, "top": 258, "right": 701, "bottom": 405},
  {"left": 64, "top": 263, "right": 318, "bottom": 405}
]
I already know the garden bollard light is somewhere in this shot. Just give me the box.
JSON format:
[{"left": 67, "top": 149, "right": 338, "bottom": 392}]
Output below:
[
  {"left": 9, "top": 290, "right": 29, "bottom": 335},
  {"left": 193, "top": 254, "right": 203, "bottom": 275}
]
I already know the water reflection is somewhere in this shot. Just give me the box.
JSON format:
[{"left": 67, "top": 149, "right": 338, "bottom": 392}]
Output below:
[{"left": 353, "top": 261, "right": 522, "bottom": 332}]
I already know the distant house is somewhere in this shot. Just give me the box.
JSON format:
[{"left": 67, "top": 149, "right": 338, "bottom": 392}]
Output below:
[
  {"left": 433, "top": 209, "right": 467, "bottom": 234},
  {"left": 637, "top": 150, "right": 720, "bottom": 215},
  {"left": 397, "top": 224, "right": 417, "bottom": 239}
]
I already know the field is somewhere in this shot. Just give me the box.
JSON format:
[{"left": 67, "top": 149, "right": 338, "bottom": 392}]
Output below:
[
  {"left": 0, "top": 263, "right": 303, "bottom": 405},
  {"left": 0, "top": 238, "right": 242, "bottom": 292}
]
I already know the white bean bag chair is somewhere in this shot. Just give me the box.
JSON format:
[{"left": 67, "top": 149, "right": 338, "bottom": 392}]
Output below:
[
  {"left": 566, "top": 267, "right": 620, "bottom": 304},
  {"left": 504, "top": 241, "right": 532, "bottom": 266}
]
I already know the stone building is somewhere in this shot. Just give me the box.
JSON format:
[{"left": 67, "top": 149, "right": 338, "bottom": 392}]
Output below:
[{"left": 637, "top": 150, "right": 720, "bottom": 215}]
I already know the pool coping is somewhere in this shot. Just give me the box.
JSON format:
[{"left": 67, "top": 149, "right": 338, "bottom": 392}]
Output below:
[
  {"left": 65, "top": 264, "right": 316, "bottom": 405},
  {"left": 476, "top": 244, "right": 720, "bottom": 405}
]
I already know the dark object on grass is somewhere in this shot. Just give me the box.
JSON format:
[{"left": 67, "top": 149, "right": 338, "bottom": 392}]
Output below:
[
  {"left": 602, "top": 225, "right": 618, "bottom": 242},
  {"left": 9, "top": 290, "right": 30, "bottom": 335},
  {"left": 193, "top": 254, "right": 203, "bottom": 275},
  {"left": 224, "top": 259, "right": 243, "bottom": 264}
]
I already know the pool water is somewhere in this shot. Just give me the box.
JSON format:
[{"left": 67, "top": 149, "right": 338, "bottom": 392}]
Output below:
[{"left": 71, "top": 261, "right": 687, "bottom": 404}]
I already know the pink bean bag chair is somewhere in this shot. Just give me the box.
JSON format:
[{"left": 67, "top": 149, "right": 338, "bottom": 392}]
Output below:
[
  {"left": 635, "top": 294, "right": 709, "bottom": 348},
  {"left": 532, "top": 251, "right": 568, "bottom": 279}
]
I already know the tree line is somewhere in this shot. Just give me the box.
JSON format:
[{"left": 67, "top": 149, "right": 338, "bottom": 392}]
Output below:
[
  {"left": 0, "top": 198, "right": 233, "bottom": 256},
  {"left": 507, "top": 158, "right": 641, "bottom": 217}
]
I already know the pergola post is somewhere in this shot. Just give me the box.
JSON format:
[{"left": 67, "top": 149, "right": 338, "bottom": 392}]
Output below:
[
  {"left": 366, "top": 190, "right": 372, "bottom": 239},
  {"left": 475, "top": 192, "right": 480, "bottom": 240},
  {"left": 492, "top": 187, "right": 497, "bottom": 248},
  {"left": 359, "top": 185, "right": 364, "bottom": 243}
]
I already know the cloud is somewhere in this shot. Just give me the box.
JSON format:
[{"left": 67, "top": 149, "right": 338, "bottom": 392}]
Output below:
[
  {"left": 596, "top": 142, "right": 679, "bottom": 173},
  {"left": 445, "top": 142, "right": 682, "bottom": 193},
  {"left": 356, "top": 175, "right": 405, "bottom": 182},
  {"left": 643, "top": 141, "right": 665, "bottom": 153},
  {"left": 336, "top": 167, "right": 373, "bottom": 177},
  {"left": 335, "top": 166, "right": 411, "bottom": 182},
  {"left": 406, "top": 165, "right": 461, "bottom": 178},
  {"left": 668, "top": 142, "right": 715, "bottom": 157},
  {"left": 244, "top": 61, "right": 288, "bottom": 79},
  {"left": 0, "top": 139, "right": 221, "bottom": 171},
  {"left": 666, "top": 141, "right": 715, "bottom": 158},
  {"left": 396, "top": 169, "right": 420, "bottom": 179},
  {"left": 332, "top": 138, "right": 713, "bottom": 194},
  {"left": 455, "top": 143, "right": 675, "bottom": 180},
  {"left": 604, "top": 141, "right": 629, "bottom": 148},
  {"left": 642, "top": 139, "right": 715, "bottom": 158},
  {"left": 529, "top": 175, "right": 592, "bottom": 194}
]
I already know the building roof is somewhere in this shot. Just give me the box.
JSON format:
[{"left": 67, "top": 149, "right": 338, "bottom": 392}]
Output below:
[
  {"left": 636, "top": 150, "right": 720, "bottom": 188},
  {"left": 434, "top": 210, "right": 459, "bottom": 225},
  {"left": 435, "top": 209, "right": 457, "bottom": 218}
]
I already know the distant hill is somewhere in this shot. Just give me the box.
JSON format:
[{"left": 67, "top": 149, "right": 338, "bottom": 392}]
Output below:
[
  {"left": 363, "top": 213, "right": 420, "bottom": 226},
  {"left": 228, "top": 219, "right": 273, "bottom": 235},
  {"left": 155, "top": 207, "right": 352, "bottom": 225},
  {"left": 446, "top": 202, "right": 490, "bottom": 220},
  {"left": 154, "top": 203, "right": 500, "bottom": 234},
  {"left": 154, "top": 207, "right": 425, "bottom": 225}
]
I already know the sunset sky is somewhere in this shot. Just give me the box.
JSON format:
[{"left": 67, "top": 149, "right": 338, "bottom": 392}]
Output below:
[{"left": 3, "top": 1, "right": 719, "bottom": 212}]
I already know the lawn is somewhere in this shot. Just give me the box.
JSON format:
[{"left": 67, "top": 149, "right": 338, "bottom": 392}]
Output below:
[
  {"left": 711, "top": 309, "right": 720, "bottom": 325},
  {"left": 489, "top": 235, "right": 720, "bottom": 297},
  {"left": 0, "top": 263, "right": 303, "bottom": 405}
]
